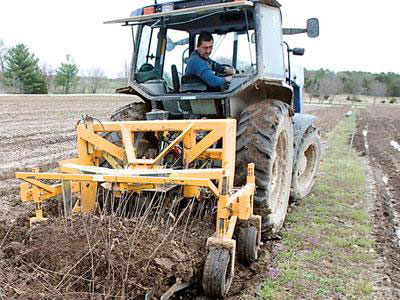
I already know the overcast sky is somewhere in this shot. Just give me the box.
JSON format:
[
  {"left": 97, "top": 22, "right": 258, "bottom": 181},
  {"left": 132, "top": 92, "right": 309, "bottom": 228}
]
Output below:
[{"left": 0, "top": 0, "right": 398, "bottom": 78}]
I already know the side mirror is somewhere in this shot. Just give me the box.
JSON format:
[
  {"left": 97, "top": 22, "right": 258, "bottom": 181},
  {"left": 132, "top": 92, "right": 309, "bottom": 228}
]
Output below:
[
  {"left": 307, "top": 18, "right": 319, "bottom": 38},
  {"left": 166, "top": 37, "right": 175, "bottom": 52},
  {"left": 292, "top": 48, "right": 305, "bottom": 56},
  {"left": 166, "top": 37, "right": 189, "bottom": 52},
  {"left": 251, "top": 32, "right": 256, "bottom": 44}
]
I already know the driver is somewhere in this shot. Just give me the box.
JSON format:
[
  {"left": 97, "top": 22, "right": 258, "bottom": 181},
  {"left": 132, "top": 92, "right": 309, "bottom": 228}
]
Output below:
[{"left": 185, "top": 32, "right": 235, "bottom": 88}]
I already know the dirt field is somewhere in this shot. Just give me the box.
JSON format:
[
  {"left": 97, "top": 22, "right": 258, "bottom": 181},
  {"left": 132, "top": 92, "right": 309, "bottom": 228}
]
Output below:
[
  {"left": 305, "top": 93, "right": 400, "bottom": 106},
  {"left": 0, "top": 95, "right": 136, "bottom": 221},
  {"left": 354, "top": 105, "right": 400, "bottom": 298},
  {"left": 304, "top": 104, "right": 351, "bottom": 137},
  {"left": 0, "top": 96, "right": 351, "bottom": 298}
]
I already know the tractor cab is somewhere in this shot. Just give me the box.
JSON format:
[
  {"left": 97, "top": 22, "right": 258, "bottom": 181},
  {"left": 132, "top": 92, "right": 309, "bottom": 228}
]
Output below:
[
  {"left": 105, "top": 0, "right": 318, "bottom": 119},
  {"left": 134, "top": 3, "right": 257, "bottom": 92}
]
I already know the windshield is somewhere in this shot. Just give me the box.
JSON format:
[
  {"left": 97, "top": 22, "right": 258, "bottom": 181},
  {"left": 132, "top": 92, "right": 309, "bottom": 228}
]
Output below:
[
  {"left": 210, "top": 31, "right": 256, "bottom": 74},
  {"left": 162, "top": 30, "right": 257, "bottom": 87},
  {"left": 134, "top": 25, "right": 257, "bottom": 88}
]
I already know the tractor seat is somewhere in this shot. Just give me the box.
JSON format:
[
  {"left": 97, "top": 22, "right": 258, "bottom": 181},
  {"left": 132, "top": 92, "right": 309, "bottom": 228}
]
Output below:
[
  {"left": 171, "top": 64, "right": 207, "bottom": 93},
  {"left": 180, "top": 75, "right": 207, "bottom": 93}
]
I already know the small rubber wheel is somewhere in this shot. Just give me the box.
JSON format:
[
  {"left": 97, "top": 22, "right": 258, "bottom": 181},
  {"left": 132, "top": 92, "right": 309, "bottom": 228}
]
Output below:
[
  {"left": 202, "top": 248, "right": 233, "bottom": 298},
  {"left": 237, "top": 226, "right": 259, "bottom": 265}
]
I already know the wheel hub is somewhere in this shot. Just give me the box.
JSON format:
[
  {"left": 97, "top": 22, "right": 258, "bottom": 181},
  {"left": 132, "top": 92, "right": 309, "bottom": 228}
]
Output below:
[
  {"left": 298, "top": 143, "right": 317, "bottom": 185},
  {"left": 298, "top": 153, "right": 307, "bottom": 175},
  {"left": 269, "top": 131, "right": 290, "bottom": 229}
]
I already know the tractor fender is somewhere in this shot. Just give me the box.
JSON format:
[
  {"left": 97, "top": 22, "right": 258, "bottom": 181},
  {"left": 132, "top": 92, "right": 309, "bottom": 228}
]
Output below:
[{"left": 292, "top": 113, "right": 318, "bottom": 166}]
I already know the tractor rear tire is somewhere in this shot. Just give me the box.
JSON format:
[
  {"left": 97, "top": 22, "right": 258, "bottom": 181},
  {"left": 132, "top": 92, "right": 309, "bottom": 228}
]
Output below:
[
  {"left": 290, "top": 126, "right": 321, "bottom": 200},
  {"left": 98, "top": 101, "right": 154, "bottom": 208},
  {"left": 107, "top": 101, "right": 156, "bottom": 159},
  {"left": 235, "top": 100, "right": 294, "bottom": 233},
  {"left": 202, "top": 248, "right": 233, "bottom": 298},
  {"left": 110, "top": 101, "right": 151, "bottom": 122}
]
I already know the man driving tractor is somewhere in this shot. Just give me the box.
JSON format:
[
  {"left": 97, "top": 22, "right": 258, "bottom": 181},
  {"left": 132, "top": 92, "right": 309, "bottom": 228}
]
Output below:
[{"left": 185, "top": 31, "right": 235, "bottom": 88}]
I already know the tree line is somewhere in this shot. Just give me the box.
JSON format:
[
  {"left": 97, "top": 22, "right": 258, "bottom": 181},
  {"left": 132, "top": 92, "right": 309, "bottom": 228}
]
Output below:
[
  {"left": 1, "top": 39, "right": 400, "bottom": 97},
  {"left": 0, "top": 40, "right": 127, "bottom": 94},
  {"left": 305, "top": 69, "right": 400, "bottom": 102}
]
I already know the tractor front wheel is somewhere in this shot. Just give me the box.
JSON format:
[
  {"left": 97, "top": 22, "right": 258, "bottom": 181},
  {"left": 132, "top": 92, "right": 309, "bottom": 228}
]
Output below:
[{"left": 291, "top": 126, "right": 321, "bottom": 200}]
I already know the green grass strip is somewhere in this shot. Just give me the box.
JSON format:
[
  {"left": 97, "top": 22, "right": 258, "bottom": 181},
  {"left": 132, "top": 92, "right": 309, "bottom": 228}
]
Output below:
[{"left": 261, "top": 114, "right": 375, "bottom": 299}]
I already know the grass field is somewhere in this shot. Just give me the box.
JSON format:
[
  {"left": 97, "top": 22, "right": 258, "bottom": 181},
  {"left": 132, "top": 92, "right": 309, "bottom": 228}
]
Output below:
[{"left": 258, "top": 114, "right": 376, "bottom": 299}]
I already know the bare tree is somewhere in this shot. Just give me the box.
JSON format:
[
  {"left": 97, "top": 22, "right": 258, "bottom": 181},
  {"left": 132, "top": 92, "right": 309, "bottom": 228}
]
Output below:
[
  {"left": 340, "top": 72, "right": 365, "bottom": 97},
  {"left": 369, "top": 80, "right": 387, "bottom": 105},
  {"left": 124, "top": 60, "right": 129, "bottom": 84},
  {"left": 318, "top": 75, "right": 344, "bottom": 103},
  {"left": 361, "top": 74, "right": 374, "bottom": 96},
  {"left": 86, "top": 67, "right": 106, "bottom": 93},
  {"left": 41, "top": 62, "right": 55, "bottom": 93},
  {"left": 115, "top": 60, "right": 130, "bottom": 85}
]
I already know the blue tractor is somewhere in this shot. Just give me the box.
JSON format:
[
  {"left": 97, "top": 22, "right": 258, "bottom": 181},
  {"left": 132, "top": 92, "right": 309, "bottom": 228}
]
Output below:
[{"left": 106, "top": 0, "right": 321, "bottom": 296}]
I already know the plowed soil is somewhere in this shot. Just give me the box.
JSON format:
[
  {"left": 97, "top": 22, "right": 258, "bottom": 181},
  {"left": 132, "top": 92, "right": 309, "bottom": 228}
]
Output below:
[
  {"left": 0, "top": 97, "right": 350, "bottom": 299},
  {"left": 354, "top": 105, "right": 400, "bottom": 298},
  {"left": 0, "top": 95, "right": 136, "bottom": 221}
]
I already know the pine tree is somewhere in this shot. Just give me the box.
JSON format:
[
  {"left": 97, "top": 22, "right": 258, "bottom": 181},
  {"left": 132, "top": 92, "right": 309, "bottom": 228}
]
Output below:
[
  {"left": 55, "top": 55, "right": 79, "bottom": 94},
  {"left": 3, "top": 43, "right": 48, "bottom": 94}
]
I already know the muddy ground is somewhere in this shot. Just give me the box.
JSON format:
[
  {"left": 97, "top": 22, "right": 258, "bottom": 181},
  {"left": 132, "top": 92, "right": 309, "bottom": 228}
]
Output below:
[
  {"left": 0, "top": 96, "right": 350, "bottom": 299},
  {"left": 354, "top": 105, "right": 400, "bottom": 298}
]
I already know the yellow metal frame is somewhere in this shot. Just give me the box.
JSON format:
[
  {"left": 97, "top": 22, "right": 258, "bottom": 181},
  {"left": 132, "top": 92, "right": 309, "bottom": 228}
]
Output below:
[{"left": 15, "top": 119, "right": 259, "bottom": 241}]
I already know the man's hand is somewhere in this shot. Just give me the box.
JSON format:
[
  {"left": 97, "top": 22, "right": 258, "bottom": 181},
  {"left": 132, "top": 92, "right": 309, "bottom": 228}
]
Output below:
[
  {"left": 224, "top": 67, "right": 235, "bottom": 76},
  {"left": 225, "top": 75, "right": 233, "bottom": 82}
]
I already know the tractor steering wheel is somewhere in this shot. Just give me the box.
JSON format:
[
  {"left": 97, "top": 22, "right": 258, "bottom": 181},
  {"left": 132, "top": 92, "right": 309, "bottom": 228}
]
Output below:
[
  {"left": 215, "top": 64, "right": 239, "bottom": 91},
  {"left": 216, "top": 64, "right": 239, "bottom": 77}
]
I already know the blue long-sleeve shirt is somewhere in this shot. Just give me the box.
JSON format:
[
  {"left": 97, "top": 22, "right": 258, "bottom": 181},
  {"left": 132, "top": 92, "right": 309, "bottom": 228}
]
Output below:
[{"left": 185, "top": 51, "right": 226, "bottom": 88}]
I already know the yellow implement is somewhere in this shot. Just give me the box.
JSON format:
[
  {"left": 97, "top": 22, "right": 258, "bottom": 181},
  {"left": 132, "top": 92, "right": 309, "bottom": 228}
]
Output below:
[{"left": 15, "top": 118, "right": 261, "bottom": 296}]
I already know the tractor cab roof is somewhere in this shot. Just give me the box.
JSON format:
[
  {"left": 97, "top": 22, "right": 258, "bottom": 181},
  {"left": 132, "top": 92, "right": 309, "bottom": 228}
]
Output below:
[{"left": 104, "top": 0, "right": 280, "bottom": 27}]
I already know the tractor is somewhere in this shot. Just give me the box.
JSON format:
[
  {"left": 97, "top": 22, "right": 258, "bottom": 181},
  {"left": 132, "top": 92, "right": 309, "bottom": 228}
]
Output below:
[
  {"left": 15, "top": 0, "right": 321, "bottom": 298},
  {"left": 105, "top": 0, "right": 321, "bottom": 235}
]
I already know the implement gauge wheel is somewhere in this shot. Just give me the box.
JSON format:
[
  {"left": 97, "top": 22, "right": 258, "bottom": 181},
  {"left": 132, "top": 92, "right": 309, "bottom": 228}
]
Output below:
[
  {"left": 237, "top": 226, "right": 259, "bottom": 265},
  {"left": 235, "top": 100, "right": 294, "bottom": 233},
  {"left": 202, "top": 248, "right": 233, "bottom": 298},
  {"left": 290, "top": 126, "right": 321, "bottom": 200}
]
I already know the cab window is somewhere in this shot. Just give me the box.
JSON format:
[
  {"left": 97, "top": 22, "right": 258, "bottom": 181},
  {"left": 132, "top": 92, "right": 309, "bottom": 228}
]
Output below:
[
  {"left": 136, "top": 25, "right": 160, "bottom": 71},
  {"left": 163, "top": 29, "right": 190, "bottom": 87}
]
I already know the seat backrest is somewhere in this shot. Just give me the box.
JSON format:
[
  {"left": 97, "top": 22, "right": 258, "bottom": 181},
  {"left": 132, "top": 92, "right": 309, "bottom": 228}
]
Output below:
[
  {"left": 179, "top": 75, "right": 207, "bottom": 93},
  {"left": 171, "top": 65, "right": 180, "bottom": 93}
]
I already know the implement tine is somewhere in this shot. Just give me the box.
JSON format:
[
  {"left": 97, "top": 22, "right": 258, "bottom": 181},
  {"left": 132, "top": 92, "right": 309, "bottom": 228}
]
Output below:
[
  {"left": 181, "top": 198, "right": 195, "bottom": 243},
  {"left": 62, "top": 180, "right": 72, "bottom": 219}
]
